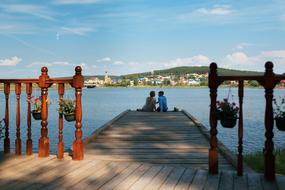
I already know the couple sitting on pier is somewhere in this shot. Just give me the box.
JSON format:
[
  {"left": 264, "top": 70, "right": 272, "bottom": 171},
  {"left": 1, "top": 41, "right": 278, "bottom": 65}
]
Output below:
[{"left": 140, "top": 91, "right": 168, "bottom": 112}]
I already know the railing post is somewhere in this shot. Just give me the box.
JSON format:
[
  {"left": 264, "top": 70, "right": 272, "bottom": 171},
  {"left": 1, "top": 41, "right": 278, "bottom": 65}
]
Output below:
[
  {"left": 237, "top": 80, "right": 244, "bottom": 176},
  {"left": 15, "top": 83, "right": 21, "bottom": 155},
  {"left": 38, "top": 67, "right": 50, "bottom": 157},
  {"left": 208, "top": 62, "right": 219, "bottom": 174},
  {"left": 263, "top": 61, "right": 276, "bottom": 180},
  {"left": 4, "top": 83, "right": 10, "bottom": 153},
  {"left": 57, "top": 83, "right": 65, "bottom": 159},
  {"left": 72, "top": 66, "right": 84, "bottom": 160},
  {"left": 26, "top": 83, "right": 33, "bottom": 155}
]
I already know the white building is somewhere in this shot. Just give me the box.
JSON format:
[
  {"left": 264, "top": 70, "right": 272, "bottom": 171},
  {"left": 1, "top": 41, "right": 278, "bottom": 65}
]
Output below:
[{"left": 188, "top": 79, "right": 200, "bottom": 86}]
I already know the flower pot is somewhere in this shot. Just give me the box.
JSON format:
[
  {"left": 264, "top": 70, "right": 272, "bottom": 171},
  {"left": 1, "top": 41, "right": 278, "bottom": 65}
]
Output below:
[
  {"left": 31, "top": 110, "right": 41, "bottom": 120},
  {"left": 220, "top": 117, "right": 237, "bottom": 128},
  {"left": 275, "top": 118, "right": 285, "bottom": 131},
  {"left": 64, "top": 113, "right": 76, "bottom": 122}
]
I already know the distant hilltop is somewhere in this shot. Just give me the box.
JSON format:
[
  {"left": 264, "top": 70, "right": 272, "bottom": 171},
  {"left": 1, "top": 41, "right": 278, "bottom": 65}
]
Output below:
[
  {"left": 122, "top": 66, "right": 262, "bottom": 79},
  {"left": 83, "top": 66, "right": 264, "bottom": 87},
  {"left": 85, "top": 66, "right": 262, "bottom": 80}
]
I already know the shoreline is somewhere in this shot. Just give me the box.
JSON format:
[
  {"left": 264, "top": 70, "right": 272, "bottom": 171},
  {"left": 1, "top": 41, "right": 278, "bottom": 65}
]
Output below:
[
  {"left": 1, "top": 85, "right": 285, "bottom": 91},
  {"left": 85, "top": 85, "right": 285, "bottom": 89}
]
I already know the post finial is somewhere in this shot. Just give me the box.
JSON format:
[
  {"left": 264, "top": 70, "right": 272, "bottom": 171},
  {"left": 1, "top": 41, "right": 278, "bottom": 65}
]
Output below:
[
  {"left": 265, "top": 61, "right": 273, "bottom": 72},
  {"left": 75, "top": 66, "right": 82, "bottom": 74},
  {"left": 41, "top": 67, "right": 48, "bottom": 73},
  {"left": 210, "top": 62, "right": 217, "bottom": 71}
]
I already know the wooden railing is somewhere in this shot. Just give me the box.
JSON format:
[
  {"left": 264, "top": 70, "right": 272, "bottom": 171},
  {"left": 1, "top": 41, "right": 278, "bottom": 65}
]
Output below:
[
  {"left": 208, "top": 61, "right": 284, "bottom": 180},
  {"left": 1, "top": 66, "right": 84, "bottom": 160}
]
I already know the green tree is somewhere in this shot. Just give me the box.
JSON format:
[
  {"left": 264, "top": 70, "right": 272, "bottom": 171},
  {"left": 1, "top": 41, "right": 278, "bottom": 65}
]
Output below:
[
  {"left": 134, "top": 79, "right": 138, "bottom": 86},
  {"left": 248, "top": 80, "right": 259, "bottom": 87}
]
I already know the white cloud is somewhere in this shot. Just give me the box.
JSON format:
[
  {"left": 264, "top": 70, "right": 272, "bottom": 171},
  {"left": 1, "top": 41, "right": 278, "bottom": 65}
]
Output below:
[
  {"left": 224, "top": 52, "right": 251, "bottom": 65},
  {"left": 96, "top": 57, "right": 111, "bottom": 62},
  {"left": 60, "top": 27, "right": 94, "bottom": 36},
  {"left": 0, "top": 4, "right": 55, "bottom": 21},
  {"left": 260, "top": 50, "right": 285, "bottom": 59},
  {"left": 53, "top": 0, "right": 101, "bottom": 5},
  {"left": 113, "top": 61, "right": 124, "bottom": 65},
  {"left": 196, "top": 5, "right": 233, "bottom": 16},
  {"left": 100, "top": 50, "right": 285, "bottom": 75},
  {"left": 167, "top": 55, "right": 211, "bottom": 67},
  {"left": 236, "top": 42, "right": 252, "bottom": 50},
  {"left": 0, "top": 24, "right": 35, "bottom": 34},
  {"left": 177, "top": 5, "right": 234, "bottom": 23},
  {"left": 27, "top": 61, "right": 70, "bottom": 67},
  {"left": 0, "top": 56, "right": 22, "bottom": 66},
  {"left": 222, "top": 50, "right": 285, "bottom": 71}
]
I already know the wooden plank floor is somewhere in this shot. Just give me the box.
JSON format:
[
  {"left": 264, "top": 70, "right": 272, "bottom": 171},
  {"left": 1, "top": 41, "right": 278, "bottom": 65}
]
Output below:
[
  {"left": 0, "top": 154, "right": 284, "bottom": 190},
  {"left": 85, "top": 111, "right": 233, "bottom": 170},
  {"left": 1, "top": 110, "right": 284, "bottom": 189}
]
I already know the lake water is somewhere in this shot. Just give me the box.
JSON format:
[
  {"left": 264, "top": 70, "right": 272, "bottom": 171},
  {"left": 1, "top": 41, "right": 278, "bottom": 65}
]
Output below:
[{"left": 0, "top": 87, "right": 285, "bottom": 155}]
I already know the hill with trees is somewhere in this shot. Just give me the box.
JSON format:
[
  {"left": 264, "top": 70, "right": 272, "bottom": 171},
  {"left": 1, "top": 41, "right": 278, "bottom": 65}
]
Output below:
[{"left": 122, "top": 66, "right": 262, "bottom": 80}]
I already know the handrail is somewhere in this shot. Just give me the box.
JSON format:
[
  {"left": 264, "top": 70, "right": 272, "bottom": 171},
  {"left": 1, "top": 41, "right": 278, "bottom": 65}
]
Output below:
[
  {"left": 0, "top": 77, "right": 74, "bottom": 84},
  {"left": 1, "top": 66, "right": 84, "bottom": 160},
  {"left": 208, "top": 61, "right": 279, "bottom": 180},
  {"left": 0, "top": 79, "right": 39, "bottom": 83}
]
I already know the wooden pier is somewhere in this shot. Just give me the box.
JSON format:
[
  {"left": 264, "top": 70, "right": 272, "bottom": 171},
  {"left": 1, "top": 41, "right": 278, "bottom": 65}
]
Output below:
[
  {"left": 84, "top": 111, "right": 233, "bottom": 170},
  {"left": 1, "top": 63, "right": 285, "bottom": 189},
  {"left": 1, "top": 110, "right": 285, "bottom": 190}
]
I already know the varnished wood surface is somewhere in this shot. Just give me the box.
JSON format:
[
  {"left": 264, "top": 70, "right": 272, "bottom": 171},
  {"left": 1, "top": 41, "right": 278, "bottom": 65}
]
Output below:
[
  {"left": 1, "top": 110, "right": 284, "bottom": 189},
  {"left": 85, "top": 111, "right": 233, "bottom": 170},
  {"left": 0, "top": 153, "right": 284, "bottom": 190},
  {"left": 209, "top": 62, "right": 279, "bottom": 180}
]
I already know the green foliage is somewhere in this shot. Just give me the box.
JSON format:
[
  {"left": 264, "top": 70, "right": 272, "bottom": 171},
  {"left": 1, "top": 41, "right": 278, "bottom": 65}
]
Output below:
[
  {"left": 248, "top": 80, "right": 260, "bottom": 87},
  {"left": 0, "top": 119, "right": 4, "bottom": 140},
  {"left": 30, "top": 96, "right": 51, "bottom": 112},
  {"left": 58, "top": 99, "right": 76, "bottom": 115},
  {"left": 123, "top": 66, "right": 261, "bottom": 79},
  {"left": 216, "top": 98, "right": 239, "bottom": 119},
  {"left": 163, "top": 80, "right": 171, "bottom": 86},
  {"left": 134, "top": 79, "right": 138, "bottom": 86},
  {"left": 273, "top": 97, "right": 285, "bottom": 119},
  {"left": 244, "top": 148, "right": 285, "bottom": 175}
]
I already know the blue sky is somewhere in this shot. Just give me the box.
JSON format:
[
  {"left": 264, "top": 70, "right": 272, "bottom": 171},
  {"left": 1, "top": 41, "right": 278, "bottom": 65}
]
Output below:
[{"left": 0, "top": 0, "right": 285, "bottom": 77}]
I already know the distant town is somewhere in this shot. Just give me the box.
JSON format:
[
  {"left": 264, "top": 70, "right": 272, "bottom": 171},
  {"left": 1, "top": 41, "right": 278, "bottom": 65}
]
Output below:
[
  {"left": 83, "top": 66, "right": 285, "bottom": 88},
  {"left": 84, "top": 71, "right": 208, "bottom": 88}
]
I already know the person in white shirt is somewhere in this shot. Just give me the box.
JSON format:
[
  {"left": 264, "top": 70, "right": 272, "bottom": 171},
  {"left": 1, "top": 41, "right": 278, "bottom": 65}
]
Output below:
[{"left": 141, "top": 91, "right": 156, "bottom": 112}]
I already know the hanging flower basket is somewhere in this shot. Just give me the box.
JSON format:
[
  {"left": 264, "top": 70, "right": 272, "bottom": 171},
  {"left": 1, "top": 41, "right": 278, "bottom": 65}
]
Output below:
[
  {"left": 216, "top": 98, "right": 239, "bottom": 128},
  {"left": 275, "top": 117, "right": 285, "bottom": 131},
  {"left": 64, "top": 113, "right": 76, "bottom": 122},
  {"left": 29, "top": 96, "right": 51, "bottom": 121},
  {"left": 220, "top": 117, "right": 237, "bottom": 128},
  {"left": 273, "top": 97, "right": 285, "bottom": 131},
  {"left": 58, "top": 99, "right": 76, "bottom": 122},
  {"left": 31, "top": 110, "right": 41, "bottom": 120}
]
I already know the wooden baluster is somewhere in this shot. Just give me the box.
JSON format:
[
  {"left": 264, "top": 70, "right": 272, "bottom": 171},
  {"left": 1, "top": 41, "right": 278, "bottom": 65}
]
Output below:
[
  {"left": 26, "top": 83, "right": 33, "bottom": 155},
  {"left": 263, "top": 62, "right": 276, "bottom": 180},
  {"left": 4, "top": 83, "right": 10, "bottom": 153},
  {"left": 72, "top": 66, "right": 84, "bottom": 160},
  {"left": 208, "top": 63, "right": 219, "bottom": 174},
  {"left": 15, "top": 83, "right": 21, "bottom": 155},
  {"left": 237, "top": 80, "right": 244, "bottom": 176},
  {"left": 38, "top": 67, "right": 50, "bottom": 157},
  {"left": 57, "top": 83, "right": 65, "bottom": 159}
]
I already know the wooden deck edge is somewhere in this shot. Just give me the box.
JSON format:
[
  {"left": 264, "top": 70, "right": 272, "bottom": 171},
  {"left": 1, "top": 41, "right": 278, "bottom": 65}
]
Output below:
[
  {"left": 181, "top": 109, "right": 254, "bottom": 173},
  {"left": 83, "top": 109, "right": 131, "bottom": 145}
]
